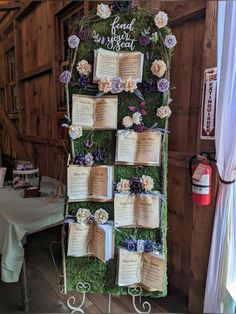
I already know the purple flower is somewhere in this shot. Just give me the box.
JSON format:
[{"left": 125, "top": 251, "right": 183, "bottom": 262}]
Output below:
[
  {"left": 124, "top": 239, "right": 137, "bottom": 251},
  {"left": 155, "top": 243, "right": 162, "bottom": 253},
  {"left": 84, "top": 138, "right": 94, "bottom": 148},
  {"left": 59, "top": 70, "right": 71, "bottom": 84},
  {"left": 157, "top": 78, "right": 170, "bottom": 93},
  {"left": 64, "top": 215, "right": 76, "bottom": 224},
  {"left": 74, "top": 153, "right": 85, "bottom": 165},
  {"left": 144, "top": 79, "right": 156, "bottom": 92},
  {"left": 68, "top": 35, "right": 80, "bottom": 49},
  {"left": 138, "top": 35, "right": 150, "bottom": 46},
  {"left": 145, "top": 51, "right": 153, "bottom": 61},
  {"left": 79, "top": 28, "right": 90, "bottom": 41},
  {"left": 85, "top": 152, "right": 94, "bottom": 166},
  {"left": 130, "top": 176, "right": 143, "bottom": 194},
  {"left": 78, "top": 75, "right": 89, "bottom": 88},
  {"left": 100, "top": 36, "right": 108, "bottom": 45},
  {"left": 133, "top": 122, "right": 145, "bottom": 132},
  {"left": 87, "top": 214, "right": 95, "bottom": 224},
  {"left": 111, "top": 77, "right": 123, "bottom": 94},
  {"left": 93, "top": 149, "right": 106, "bottom": 162},
  {"left": 113, "top": 1, "right": 132, "bottom": 12},
  {"left": 164, "top": 34, "right": 177, "bottom": 49},
  {"left": 144, "top": 240, "right": 154, "bottom": 252}
]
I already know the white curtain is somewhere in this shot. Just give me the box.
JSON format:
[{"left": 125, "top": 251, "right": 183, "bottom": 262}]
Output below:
[{"left": 204, "top": 1, "right": 236, "bottom": 313}]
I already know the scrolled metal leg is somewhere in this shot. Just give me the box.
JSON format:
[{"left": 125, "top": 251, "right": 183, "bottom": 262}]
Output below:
[
  {"left": 67, "top": 282, "right": 91, "bottom": 313},
  {"left": 128, "top": 286, "right": 151, "bottom": 314}
]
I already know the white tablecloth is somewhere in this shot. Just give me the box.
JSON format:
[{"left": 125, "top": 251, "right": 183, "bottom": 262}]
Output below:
[{"left": 0, "top": 177, "right": 64, "bottom": 282}]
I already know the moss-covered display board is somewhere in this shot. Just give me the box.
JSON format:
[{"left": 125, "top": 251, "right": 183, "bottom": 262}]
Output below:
[{"left": 61, "top": 1, "right": 176, "bottom": 299}]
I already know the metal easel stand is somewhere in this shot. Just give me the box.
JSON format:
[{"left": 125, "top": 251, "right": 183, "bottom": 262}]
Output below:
[
  {"left": 128, "top": 286, "right": 152, "bottom": 314},
  {"left": 67, "top": 282, "right": 91, "bottom": 313}
]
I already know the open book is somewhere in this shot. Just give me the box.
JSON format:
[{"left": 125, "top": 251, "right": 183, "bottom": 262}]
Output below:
[
  {"left": 67, "top": 165, "right": 113, "bottom": 202},
  {"left": 72, "top": 94, "right": 118, "bottom": 130},
  {"left": 115, "top": 130, "right": 162, "bottom": 166},
  {"left": 93, "top": 48, "right": 144, "bottom": 83},
  {"left": 114, "top": 193, "right": 160, "bottom": 228},
  {"left": 117, "top": 248, "right": 166, "bottom": 292},
  {"left": 67, "top": 223, "right": 114, "bottom": 262}
]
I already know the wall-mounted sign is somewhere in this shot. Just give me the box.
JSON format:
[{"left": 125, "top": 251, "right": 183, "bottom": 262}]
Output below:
[{"left": 200, "top": 68, "right": 217, "bottom": 140}]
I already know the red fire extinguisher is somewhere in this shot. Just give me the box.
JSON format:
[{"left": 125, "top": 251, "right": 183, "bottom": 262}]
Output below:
[{"left": 189, "top": 153, "right": 214, "bottom": 206}]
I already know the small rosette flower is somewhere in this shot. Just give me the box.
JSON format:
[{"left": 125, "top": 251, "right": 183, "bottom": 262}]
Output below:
[
  {"left": 68, "top": 124, "right": 82, "bottom": 139},
  {"left": 76, "top": 208, "right": 91, "bottom": 224},
  {"left": 98, "top": 78, "right": 112, "bottom": 93},
  {"left": 157, "top": 78, "right": 170, "bottom": 93},
  {"left": 164, "top": 34, "right": 177, "bottom": 49},
  {"left": 156, "top": 105, "right": 172, "bottom": 119},
  {"left": 154, "top": 11, "right": 168, "bottom": 28},
  {"left": 111, "top": 77, "right": 123, "bottom": 94},
  {"left": 124, "top": 238, "right": 137, "bottom": 251},
  {"left": 140, "top": 175, "right": 154, "bottom": 191},
  {"left": 68, "top": 35, "right": 80, "bottom": 49},
  {"left": 97, "top": 3, "right": 111, "bottom": 19},
  {"left": 84, "top": 152, "right": 94, "bottom": 166},
  {"left": 151, "top": 59, "right": 167, "bottom": 78},
  {"left": 122, "top": 116, "right": 133, "bottom": 128},
  {"left": 76, "top": 60, "right": 92, "bottom": 76},
  {"left": 116, "top": 179, "right": 131, "bottom": 193},
  {"left": 59, "top": 70, "right": 71, "bottom": 84},
  {"left": 124, "top": 77, "right": 137, "bottom": 93},
  {"left": 95, "top": 208, "right": 109, "bottom": 224}
]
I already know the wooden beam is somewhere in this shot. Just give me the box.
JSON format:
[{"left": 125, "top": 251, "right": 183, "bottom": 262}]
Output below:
[
  {"left": 0, "top": 3, "right": 21, "bottom": 12},
  {"left": 17, "top": 133, "right": 67, "bottom": 148},
  {"left": 19, "top": 63, "right": 52, "bottom": 82},
  {"left": 188, "top": 2, "right": 218, "bottom": 313}
]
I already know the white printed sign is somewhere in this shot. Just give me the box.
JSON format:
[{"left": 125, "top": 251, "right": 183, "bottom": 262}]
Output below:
[{"left": 200, "top": 68, "right": 217, "bottom": 140}]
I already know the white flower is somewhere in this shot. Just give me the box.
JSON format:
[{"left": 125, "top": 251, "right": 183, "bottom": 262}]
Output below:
[
  {"left": 140, "top": 175, "right": 154, "bottom": 191},
  {"left": 156, "top": 105, "right": 172, "bottom": 119},
  {"left": 69, "top": 124, "right": 82, "bottom": 139},
  {"left": 124, "top": 77, "right": 137, "bottom": 93},
  {"left": 96, "top": 3, "right": 111, "bottom": 19},
  {"left": 122, "top": 116, "right": 133, "bottom": 128},
  {"left": 98, "top": 78, "right": 112, "bottom": 93},
  {"left": 154, "top": 11, "right": 168, "bottom": 29},
  {"left": 132, "top": 112, "right": 142, "bottom": 125},
  {"left": 76, "top": 60, "right": 92, "bottom": 76},
  {"left": 116, "top": 179, "right": 130, "bottom": 193},
  {"left": 76, "top": 208, "right": 91, "bottom": 223},
  {"left": 151, "top": 59, "right": 167, "bottom": 78},
  {"left": 68, "top": 35, "right": 80, "bottom": 49},
  {"left": 164, "top": 35, "right": 177, "bottom": 49},
  {"left": 95, "top": 208, "right": 109, "bottom": 224}
]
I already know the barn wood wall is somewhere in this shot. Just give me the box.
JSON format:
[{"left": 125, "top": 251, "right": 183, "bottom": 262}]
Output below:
[{"left": 0, "top": 1, "right": 217, "bottom": 312}]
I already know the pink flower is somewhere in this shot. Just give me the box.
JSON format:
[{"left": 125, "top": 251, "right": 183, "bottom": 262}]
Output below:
[
  {"left": 76, "top": 60, "right": 92, "bottom": 76},
  {"left": 124, "top": 77, "right": 137, "bottom": 93},
  {"left": 98, "top": 78, "right": 112, "bottom": 93}
]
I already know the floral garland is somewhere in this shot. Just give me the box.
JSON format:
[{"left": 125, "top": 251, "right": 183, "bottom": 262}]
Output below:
[
  {"left": 65, "top": 208, "right": 109, "bottom": 225},
  {"left": 123, "top": 237, "right": 162, "bottom": 253},
  {"left": 116, "top": 175, "right": 154, "bottom": 194}
]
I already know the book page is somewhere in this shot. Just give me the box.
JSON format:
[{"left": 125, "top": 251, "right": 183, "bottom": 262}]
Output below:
[
  {"left": 136, "top": 194, "right": 160, "bottom": 228},
  {"left": 89, "top": 166, "right": 111, "bottom": 200},
  {"left": 72, "top": 94, "right": 95, "bottom": 127},
  {"left": 67, "top": 224, "right": 93, "bottom": 257},
  {"left": 115, "top": 130, "right": 138, "bottom": 164},
  {"left": 67, "top": 166, "right": 91, "bottom": 200},
  {"left": 114, "top": 193, "right": 135, "bottom": 227},
  {"left": 93, "top": 224, "right": 106, "bottom": 262},
  {"left": 94, "top": 96, "right": 118, "bottom": 130},
  {"left": 136, "top": 131, "right": 162, "bottom": 166},
  {"left": 117, "top": 248, "right": 142, "bottom": 286},
  {"left": 141, "top": 253, "right": 166, "bottom": 292},
  {"left": 119, "top": 52, "right": 143, "bottom": 82},
  {"left": 95, "top": 48, "right": 118, "bottom": 80}
]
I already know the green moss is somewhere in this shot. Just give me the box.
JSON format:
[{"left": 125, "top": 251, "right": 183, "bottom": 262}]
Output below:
[{"left": 66, "top": 6, "right": 172, "bottom": 299}]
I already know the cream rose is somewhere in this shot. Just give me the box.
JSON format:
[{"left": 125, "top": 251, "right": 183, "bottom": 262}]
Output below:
[
  {"left": 151, "top": 59, "right": 167, "bottom": 78},
  {"left": 95, "top": 208, "right": 109, "bottom": 224},
  {"left": 76, "top": 208, "right": 91, "bottom": 223},
  {"left": 132, "top": 112, "right": 142, "bottom": 125},
  {"left": 122, "top": 116, "right": 133, "bottom": 128},
  {"left": 154, "top": 11, "right": 168, "bottom": 29},
  {"left": 156, "top": 105, "right": 172, "bottom": 119},
  {"left": 69, "top": 124, "right": 82, "bottom": 139},
  {"left": 141, "top": 175, "right": 154, "bottom": 191},
  {"left": 98, "top": 78, "right": 112, "bottom": 93},
  {"left": 76, "top": 60, "right": 92, "bottom": 76},
  {"left": 124, "top": 77, "right": 137, "bottom": 93},
  {"left": 116, "top": 179, "right": 131, "bottom": 193},
  {"left": 96, "top": 3, "right": 111, "bottom": 19}
]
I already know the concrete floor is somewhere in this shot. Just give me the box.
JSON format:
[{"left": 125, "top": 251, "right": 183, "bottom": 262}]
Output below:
[{"left": 0, "top": 226, "right": 188, "bottom": 313}]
